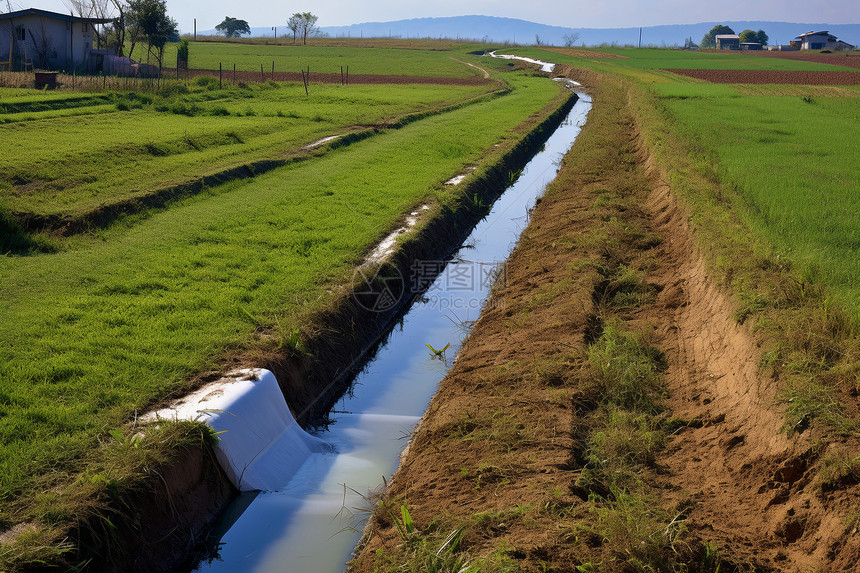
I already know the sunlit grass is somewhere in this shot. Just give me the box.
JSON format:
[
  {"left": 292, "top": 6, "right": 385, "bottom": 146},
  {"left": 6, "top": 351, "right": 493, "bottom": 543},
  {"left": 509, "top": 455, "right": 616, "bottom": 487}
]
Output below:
[
  {"left": 0, "top": 80, "right": 493, "bottom": 217},
  {"left": 663, "top": 88, "right": 860, "bottom": 314},
  {"left": 0, "top": 73, "right": 562, "bottom": 525},
  {"left": 159, "top": 41, "right": 481, "bottom": 77}
]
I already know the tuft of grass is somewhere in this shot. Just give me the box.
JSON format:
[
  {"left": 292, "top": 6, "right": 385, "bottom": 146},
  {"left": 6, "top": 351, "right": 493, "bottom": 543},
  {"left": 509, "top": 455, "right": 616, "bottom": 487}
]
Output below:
[
  {"left": 587, "top": 322, "right": 667, "bottom": 412},
  {"left": 816, "top": 449, "right": 860, "bottom": 493},
  {"left": 374, "top": 504, "right": 517, "bottom": 573},
  {"left": 592, "top": 488, "right": 687, "bottom": 571}
]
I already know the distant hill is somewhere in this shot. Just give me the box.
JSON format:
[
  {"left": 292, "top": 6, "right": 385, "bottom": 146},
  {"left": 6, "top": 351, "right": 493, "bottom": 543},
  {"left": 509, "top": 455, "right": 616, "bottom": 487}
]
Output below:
[{"left": 210, "top": 16, "right": 860, "bottom": 49}]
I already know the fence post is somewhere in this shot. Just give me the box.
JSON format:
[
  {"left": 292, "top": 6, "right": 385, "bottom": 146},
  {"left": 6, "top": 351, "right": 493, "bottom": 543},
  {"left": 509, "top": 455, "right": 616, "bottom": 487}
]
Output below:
[
  {"left": 233, "top": 63, "right": 236, "bottom": 85},
  {"left": 272, "top": 60, "right": 275, "bottom": 77},
  {"left": 261, "top": 63, "right": 264, "bottom": 82},
  {"left": 219, "top": 62, "right": 222, "bottom": 89},
  {"left": 341, "top": 65, "right": 343, "bottom": 85}
]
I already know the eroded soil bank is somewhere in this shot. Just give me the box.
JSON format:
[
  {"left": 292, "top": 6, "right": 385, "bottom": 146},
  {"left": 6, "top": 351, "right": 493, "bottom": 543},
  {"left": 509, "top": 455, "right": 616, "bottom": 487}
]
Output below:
[{"left": 350, "top": 71, "right": 860, "bottom": 571}]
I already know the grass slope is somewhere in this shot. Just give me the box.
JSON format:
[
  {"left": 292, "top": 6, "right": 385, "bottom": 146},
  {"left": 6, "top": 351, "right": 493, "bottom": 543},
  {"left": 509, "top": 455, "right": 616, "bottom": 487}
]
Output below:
[
  {"left": 0, "top": 80, "right": 492, "bottom": 218},
  {"left": 0, "top": 72, "right": 562, "bottom": 564}
]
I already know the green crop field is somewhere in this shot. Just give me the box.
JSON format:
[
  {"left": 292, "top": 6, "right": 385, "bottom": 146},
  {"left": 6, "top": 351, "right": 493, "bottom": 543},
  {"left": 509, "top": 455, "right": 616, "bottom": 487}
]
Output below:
[
  {"left": 662, "top": 88, "right": 860, "bottom": 313},
  {"left": 0, "top": 80, "right": 493, "bottom": 220},
  {"left": 0, "top": 64, "right": 564, "bottom": 562},
  {"left": 520, "top": 45, "right": 860, "bottom": 315},
  {"left": 158, "top": 41, "right": 482, "bottom": 77}
]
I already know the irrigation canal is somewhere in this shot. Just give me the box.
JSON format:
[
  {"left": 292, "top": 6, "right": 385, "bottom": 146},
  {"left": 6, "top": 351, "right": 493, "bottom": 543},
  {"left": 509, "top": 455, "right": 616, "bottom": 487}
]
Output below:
[{"left": 184, "top": 81, "right": 591, "bottom": 573}]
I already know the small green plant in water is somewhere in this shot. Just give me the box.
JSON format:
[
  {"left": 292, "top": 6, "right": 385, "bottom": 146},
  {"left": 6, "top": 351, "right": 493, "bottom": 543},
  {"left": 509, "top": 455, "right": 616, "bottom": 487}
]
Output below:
[{"left": 426, "top": 342, "right": 451, "bottom": 365}]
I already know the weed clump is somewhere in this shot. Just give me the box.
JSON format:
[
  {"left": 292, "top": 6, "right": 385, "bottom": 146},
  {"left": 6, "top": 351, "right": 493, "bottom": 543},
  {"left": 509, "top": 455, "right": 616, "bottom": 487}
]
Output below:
[{"left": 587, "top": 323, "right": 666, "bottom": 412}]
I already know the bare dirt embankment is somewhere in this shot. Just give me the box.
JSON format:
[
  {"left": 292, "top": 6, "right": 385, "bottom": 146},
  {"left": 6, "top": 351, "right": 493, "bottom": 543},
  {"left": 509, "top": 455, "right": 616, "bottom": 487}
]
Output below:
[{"left": 350, "top": 72, "right": 860, "bottom": 571}]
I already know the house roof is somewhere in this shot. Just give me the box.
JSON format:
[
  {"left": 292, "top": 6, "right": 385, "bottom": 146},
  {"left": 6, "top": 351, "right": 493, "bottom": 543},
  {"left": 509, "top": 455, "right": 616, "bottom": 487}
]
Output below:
[
  {"left": 0, "top": 8, "right": 112, "bottom": 24},
  {"left": 715, "top": 34, "right": 740, "bottom": 40},
  {"left": 798, "top": 31, "right": 830, "bottom": 38}
]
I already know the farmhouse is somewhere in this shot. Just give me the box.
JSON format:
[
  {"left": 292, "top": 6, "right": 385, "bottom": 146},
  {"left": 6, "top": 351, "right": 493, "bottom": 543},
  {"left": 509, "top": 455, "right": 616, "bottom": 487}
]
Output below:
[
  {"left": 0, "top": 8, "right": 110, "bottom": 71},
  {"left": 715, "top": 34, "right": 740, "bottom": 49},
  {"left": 796, "top": 30, "right": 856, "bottom": 51}
]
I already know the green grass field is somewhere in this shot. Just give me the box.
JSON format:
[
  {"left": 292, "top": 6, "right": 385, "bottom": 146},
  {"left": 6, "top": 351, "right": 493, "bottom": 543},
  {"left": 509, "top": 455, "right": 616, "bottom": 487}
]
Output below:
[
  {"left": 663, "top": 89, "right": 860, "bottom": 313},
  {"left": 0, "top": 68, "right": 563, "bottom": 555},
  {"left": 0, "top": 79, "right": 492, "bottom": 219},
  {"left": 157, "top": 41, "right": 482, "bottom": 77},
  {"left": 520, "top": 45, "right": 860, "bottom": 315}
]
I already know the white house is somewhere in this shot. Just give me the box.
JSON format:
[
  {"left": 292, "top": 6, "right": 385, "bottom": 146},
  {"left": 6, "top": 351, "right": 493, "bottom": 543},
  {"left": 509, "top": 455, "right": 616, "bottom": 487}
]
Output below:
[
  {"left": 715, "top": 34, "right": 740, "bottom": 50},
  {"left": 796, "top": 31, "right": 856, "bottom": 51},
  {"left": 0, "top": 8, "right": 111, "bottom": 71}
]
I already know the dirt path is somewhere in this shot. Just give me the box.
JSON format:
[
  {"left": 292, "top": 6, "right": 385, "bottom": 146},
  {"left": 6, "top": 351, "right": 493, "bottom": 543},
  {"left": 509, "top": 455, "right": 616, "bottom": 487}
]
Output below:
[
  {"left": 350, "top": 75, "right": 860, "bottom": 571},
  {"left": 451, "top": 57, "right": 492, "bottom": 79}
]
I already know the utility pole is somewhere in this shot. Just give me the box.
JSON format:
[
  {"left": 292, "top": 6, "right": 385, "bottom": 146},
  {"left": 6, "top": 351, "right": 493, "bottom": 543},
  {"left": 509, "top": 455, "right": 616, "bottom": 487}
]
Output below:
[
  {"left": 638, "top": 27, "right": 642, "bottom": 48},
  {"left": 193, "top": 18, "right": 196, "bottom": 40},
  {"left": 272, "top": 26, "right": 277, "bottom": 39}
]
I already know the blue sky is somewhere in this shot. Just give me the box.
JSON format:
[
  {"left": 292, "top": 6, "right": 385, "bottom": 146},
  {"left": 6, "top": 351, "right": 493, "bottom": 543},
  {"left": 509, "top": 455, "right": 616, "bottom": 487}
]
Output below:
[{"left": 11, "top": 0, "right": 860, "bottom": 33}]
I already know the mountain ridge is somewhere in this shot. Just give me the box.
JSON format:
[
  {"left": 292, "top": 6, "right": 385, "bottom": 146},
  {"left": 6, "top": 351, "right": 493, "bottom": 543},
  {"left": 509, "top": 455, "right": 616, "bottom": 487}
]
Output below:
[{"left": 218, "top": 16, "right": 860, "bottom": 48}]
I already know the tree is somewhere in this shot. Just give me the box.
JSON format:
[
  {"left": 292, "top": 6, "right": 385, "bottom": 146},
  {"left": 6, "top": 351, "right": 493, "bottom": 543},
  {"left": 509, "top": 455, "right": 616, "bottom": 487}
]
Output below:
[
  {"left": 700, "top": 24, "right": 734, "bottom": 49},
  {"left": 738, "top": 29, "right": 769, "bottom": 46},
  {"left": 288, "top": 12, "right": 318, "bottom": 45},
  {"left": 286, "top": 13, "right": 301, "bottom": 44},
  {"left": 127, "top": 0, "right": 178, "bottom": 68},
  {"left": 738, "top": 29, "right": 757, "bottom": 43},
  {"left": 215, "top": 16, "right": 250, "bottom": 38},
  {"left": 562, "top": 32, "right": 580, "bottom": 47}
]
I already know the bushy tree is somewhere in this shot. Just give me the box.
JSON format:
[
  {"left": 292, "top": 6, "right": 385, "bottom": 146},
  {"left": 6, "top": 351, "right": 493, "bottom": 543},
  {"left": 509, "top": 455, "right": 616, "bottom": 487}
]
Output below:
[
  {"left": 287, "top": 12, "right": 318, "bottom": 45},
  {"left": 287, "top": 14, "right": 301, "bottom": 44},
  {"left": 700, "top": 24, "right": 734, "bottom": 49},
  {"left": 738, "top": 29, "right": 769, "bottom": 46},
  {"left": 128, "top": 0, "right": 178, "bottom": 67},
  {"left": 215, "top": 16, "right": 251, "bottom": 38}
]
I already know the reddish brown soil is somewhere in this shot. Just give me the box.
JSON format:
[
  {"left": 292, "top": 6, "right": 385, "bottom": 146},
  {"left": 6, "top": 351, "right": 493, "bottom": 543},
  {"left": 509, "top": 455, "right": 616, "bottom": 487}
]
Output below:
[
  {"left": 350, "top": 75, "right": 860, "bottom": 571},
  {"left": 664, "top": 68, "right": 860, "bottom": 84},
  {"left": 543, "top": 47, "right": 630, "bottom": 59},
  {"left": 750, "top": 51, "right": 860, "bottom": 70},
  {"left": 168, "top": 68, "right": 492, "bottom": 85}
]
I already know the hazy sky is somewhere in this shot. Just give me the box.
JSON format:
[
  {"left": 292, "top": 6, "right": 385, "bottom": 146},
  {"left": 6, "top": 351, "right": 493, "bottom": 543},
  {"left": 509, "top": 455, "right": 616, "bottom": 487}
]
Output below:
[{"left": 11, "top": 0, "right": 860, "bottom": 33}]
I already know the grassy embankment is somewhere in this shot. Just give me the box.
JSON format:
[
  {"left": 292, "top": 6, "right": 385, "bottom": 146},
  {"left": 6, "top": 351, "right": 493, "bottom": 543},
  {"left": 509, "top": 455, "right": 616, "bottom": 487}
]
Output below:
[
  {"left": 0, "top": 79, "right": 494, "bottom": 228},
  {"left": 0, "top": 58, "right": 566, "bottom": 569}
]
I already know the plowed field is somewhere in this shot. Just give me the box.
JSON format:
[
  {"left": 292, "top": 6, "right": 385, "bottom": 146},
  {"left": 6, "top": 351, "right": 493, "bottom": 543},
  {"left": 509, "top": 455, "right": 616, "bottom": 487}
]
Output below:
[{"left": 664, "top": 68, "right": 860, "bottom": 84}]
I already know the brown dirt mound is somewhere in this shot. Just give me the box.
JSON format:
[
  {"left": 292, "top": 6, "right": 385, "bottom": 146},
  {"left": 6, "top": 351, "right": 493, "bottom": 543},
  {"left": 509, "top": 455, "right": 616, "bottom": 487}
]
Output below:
[{"left": 664, "top": 68, "right": 860, "bottom": 84}]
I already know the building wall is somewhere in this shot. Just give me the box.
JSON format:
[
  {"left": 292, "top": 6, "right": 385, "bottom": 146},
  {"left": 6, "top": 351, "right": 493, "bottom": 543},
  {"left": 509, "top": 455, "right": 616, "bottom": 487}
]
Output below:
[
  {"left": 0, "top": 14, "right": 95, "bottom": 70},
  {"left": 716, "top": 37, "right": 740, "bottom": 49}
]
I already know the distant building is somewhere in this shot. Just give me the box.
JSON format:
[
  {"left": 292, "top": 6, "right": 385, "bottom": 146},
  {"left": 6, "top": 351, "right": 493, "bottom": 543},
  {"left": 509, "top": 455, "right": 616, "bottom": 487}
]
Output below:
[
  {"left": 715, "top": 34, "right": 740, "bottom": 50},
  {"left": 0, "top": 8, "right": 111, "bottom": 71},
  {"left": 740, "top": 42, "right": 763, "bottom": 51},
  {"left": 796, "top": 31, "right": 856, "bottom": 51}
]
